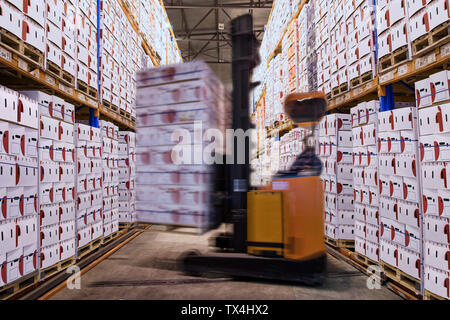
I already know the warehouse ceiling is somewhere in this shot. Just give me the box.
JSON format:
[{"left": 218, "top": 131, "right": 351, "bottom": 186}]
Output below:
[{"left": 163, "top": 0, "right": 273, "bottom": 90}]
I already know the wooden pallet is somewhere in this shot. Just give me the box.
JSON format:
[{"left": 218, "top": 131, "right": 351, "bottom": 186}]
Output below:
[
  {"left": 424, "top": 289, "right": 448, "bottom": 300},
  {"left": 77, "top": 237, "right": 103, "bottom": 260},
  {"left": 380, "top": 260, "right": 421, "bottom": 295},
  {"left": 119, "top": 222, "right": 135, "bottom": 229},
  {"left": 412, "top": 21, "right": 450, "bottom": 58},
  {"left": 46, "top": 60, "right": 75, "bottom": 86},
  {"left": 40, "top": 256, "right": 76, "bottom": 280},
  {"left": 325, "top": 235, "right": 355, "bottom": 249},
  {"left": 0, "top": 272, "right": 39, "bottom": 300},
  {"left": 77, "top": 79, "right": 98, "bottom": 100},
  {"left": 120, "top": 109, "right": 132, "bottom": 120},
  {"left": 0, "top": 28, "right": 44, "bottom": 67},
  {"left": 350, "top": 71, "right": 373, "bottom": 89},
  {"left": 379, "top": 46, "right": 409, "bottom": 73},
  {"left": 103, "top": 99, "right": 119, "bottom": 113},
  {"left": 332, "top": 82, "right": 349, "bottom": 97},
  {"left": 325, "top": 93, "right": 332, "bottom": 102},
  {"left": 353, "top": 252, "right": 379, "bottom": 268},
  {"left": 102, "top": 230, "right": 121, "bottom": 244}
]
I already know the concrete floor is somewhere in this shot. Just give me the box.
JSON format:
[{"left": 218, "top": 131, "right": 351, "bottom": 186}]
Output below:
[{"left": 50, "top": 226, "right": 401, "bottom": 300}]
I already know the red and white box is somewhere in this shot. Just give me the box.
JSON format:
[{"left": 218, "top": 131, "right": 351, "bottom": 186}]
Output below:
[
  {"left": 424, "top": 265, "right": 450, "bottom": 299},
  {"left": 423, "top": 215, "right": 450, "bottom": 245},
  {"left": 428, "top": 0, "right": 450, "bottom": 31},
  {"left": 398, "top": 246, "right": 421, "bottom": 279},
  {"left": 380, "top": 239, "right": 399, "bottom": 267}
]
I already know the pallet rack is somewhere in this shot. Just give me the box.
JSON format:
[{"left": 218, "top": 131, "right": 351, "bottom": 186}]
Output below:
[
  {"left": 0, "top": 0, "right": 181, "bottom": 300},
  {"left": 252, "top": 0, "right": 450, "bottom": 300}
]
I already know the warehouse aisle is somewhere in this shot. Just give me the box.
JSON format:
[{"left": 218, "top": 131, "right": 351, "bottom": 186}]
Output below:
[{"left": 49, "top": 226, "right": 401, "bottom": 300}]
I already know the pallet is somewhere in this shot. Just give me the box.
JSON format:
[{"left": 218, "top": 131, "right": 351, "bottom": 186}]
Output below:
[
  {"left": 379, "top": 46, "right": 409, "bottom": 73},
  {"left": 0, "top": 28, "right": 44, "bottom": 67},
  {"left": 412, "top": 21, "right": 450, "bottom": 58},
  {"left": 353, "top": 252, "right": 379, "bottom": 268},
  {"left": 46, "top": 60, "right": 75, "bottom": 86},
  {"left": 325, "top": 93, "right": 332, "bottom": 102},
  {"left": 77, "top": 80, "right": 98, "bottom": 100},
  {"left": 119, "top": 222, "right": 135, "bottom": 229},
  {"left": 77, "top": 237, "right": 103, "bottom": 260},
  {"left": 380, "top": 260, "right": 421, "bottom": 295},
  {"left": 350, "top": 71, "right": 373, "bottom": 89},
  {"left": 120, "top": 109, "right": 132, "bottom": 120},
  {"left": 0, "top": 272, "right": 39, "bottom": 300},
  {"left": 332, "top": 82, "right": 349, "bottom": 97},
  {"left": 40, "top": 256, "right": 76, "bottom": 280},
  {"left": 102, "top": 230, "right": 121, "bottom": 244},
  {"left": 325, "top": 235, "right": 355, "bottom": 249},
  {"left": 424, "top": 289, "right": 448, "bottom": 300},
  {"left": 103, "top": 99, "right": 119, "bottom": 113}
]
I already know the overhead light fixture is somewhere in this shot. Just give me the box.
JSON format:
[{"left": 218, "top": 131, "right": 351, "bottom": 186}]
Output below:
[{"left": 218, "top": 23, "right": 225, "bottom": 31}]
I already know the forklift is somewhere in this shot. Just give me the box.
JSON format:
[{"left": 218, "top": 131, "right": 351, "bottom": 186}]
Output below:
[{"left": 182, "top": 14, "right": 328, "bottom": 285}]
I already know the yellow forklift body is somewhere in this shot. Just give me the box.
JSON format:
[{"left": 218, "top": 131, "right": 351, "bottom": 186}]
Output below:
[
  {"left": 247, "top": 191, "right": 284, "bottom": 257},
  {"left": 275, "top": 175, "right": 326, "bottom": 261}
]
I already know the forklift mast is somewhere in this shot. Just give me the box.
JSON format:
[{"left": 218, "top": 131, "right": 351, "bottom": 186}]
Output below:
[{"left": 228, "top": 14, "right": 260, "bottom": 253}]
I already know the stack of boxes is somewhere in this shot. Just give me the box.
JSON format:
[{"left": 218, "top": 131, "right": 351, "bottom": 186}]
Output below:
[
  {"left": 377, "top": 104, "right": 422, "bottom": 281},
  {"left": 99, "top": 120, "right": 119, "bottom": 238},
  {"left": 100, "top": 0, "right": 140, "bottom": 117},
  {"left": 23, "top": 90, "right": 76, "bottom": 270},
  {"left": 61, "top": 0, "right": 77, "bottom": 78},
  {"left": 319, "top": 114, "right": 354, "bottom": 241},
  {"left": 347, "top": 1, "right": 376, "bottom": 87},
  {"left": 417, "top": 70, "right": 450, "bottom": 299},
  {"left": 75, "top": 122, "right": 103, "bottom": 249},
  {"left": 408, "top": 0, "right": 450, "bottom": 56},
  {"left": 76, "top": 0, "right": 98, "bottom": 90},
  {"left": 0, "top": 86, "right": 39, "bottom": 286},
  {"left": 315, "top": 0, "right": 330, "bottom": 95},
  {"left": 376, "top": 0, "right": 409, "bottom": 69},
  {"left": 351, "top": 101, "right": 380, "bottom": 262},
  {"left": 135, "top": 62, "right": 230, "bottom": 231},
  {"left": 279, "top": 128, "right": 311, "bottom": 172},
  {"left": 1, "top": 0, "right": 45, "bottom": 59},
  {"left": 118, "top": 131, "right": 136, "bottom": 224},
  {"left": 288, "top": 19, "right": 299, "bottom": 94}
]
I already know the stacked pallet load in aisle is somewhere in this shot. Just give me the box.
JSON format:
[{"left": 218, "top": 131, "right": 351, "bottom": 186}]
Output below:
[
  {"left": 371, "top": 100, "right": 422, "bottom": 294},
  {"left": 0, "top": 86, "right": 39, "bottom": 298},
  {"left": 25, "top": 90, "right": 77, "bottom": 279},
  {"left": 351, "top": 101, "right": 382, "bottom": 269},
  {"left": 99, "top": 121, "right": 120, "bottom": 246},
  {"left": 135, "top": 61, "right": 231, "bottom": 233},
  {"left": 319, "top": 114, "right": 355, "bottom": 248},
  {"left": 378, "top": 0, "right": 450, "bottom": 86},
  {"left": 416, "top": 69, "right": 450, "bottom": 300},
  {"left": 75, "top": 120, "right": 103, "bottom": 259},
  {"left": 118, "top": 131, "right": 136, "bottom": 229}
]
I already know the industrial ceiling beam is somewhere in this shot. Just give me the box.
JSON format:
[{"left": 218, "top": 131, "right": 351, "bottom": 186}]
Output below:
[
  {"left": 164, "top": 3, "right": 273, "bottom": 10},
  {"left": 174, "top": 25, "right": 265, "bottom": 33}
]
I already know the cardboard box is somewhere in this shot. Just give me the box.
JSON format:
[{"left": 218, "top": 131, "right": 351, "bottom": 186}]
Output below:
[{"left": 424, "top": 265, "right": 450, "bottom": 299}]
